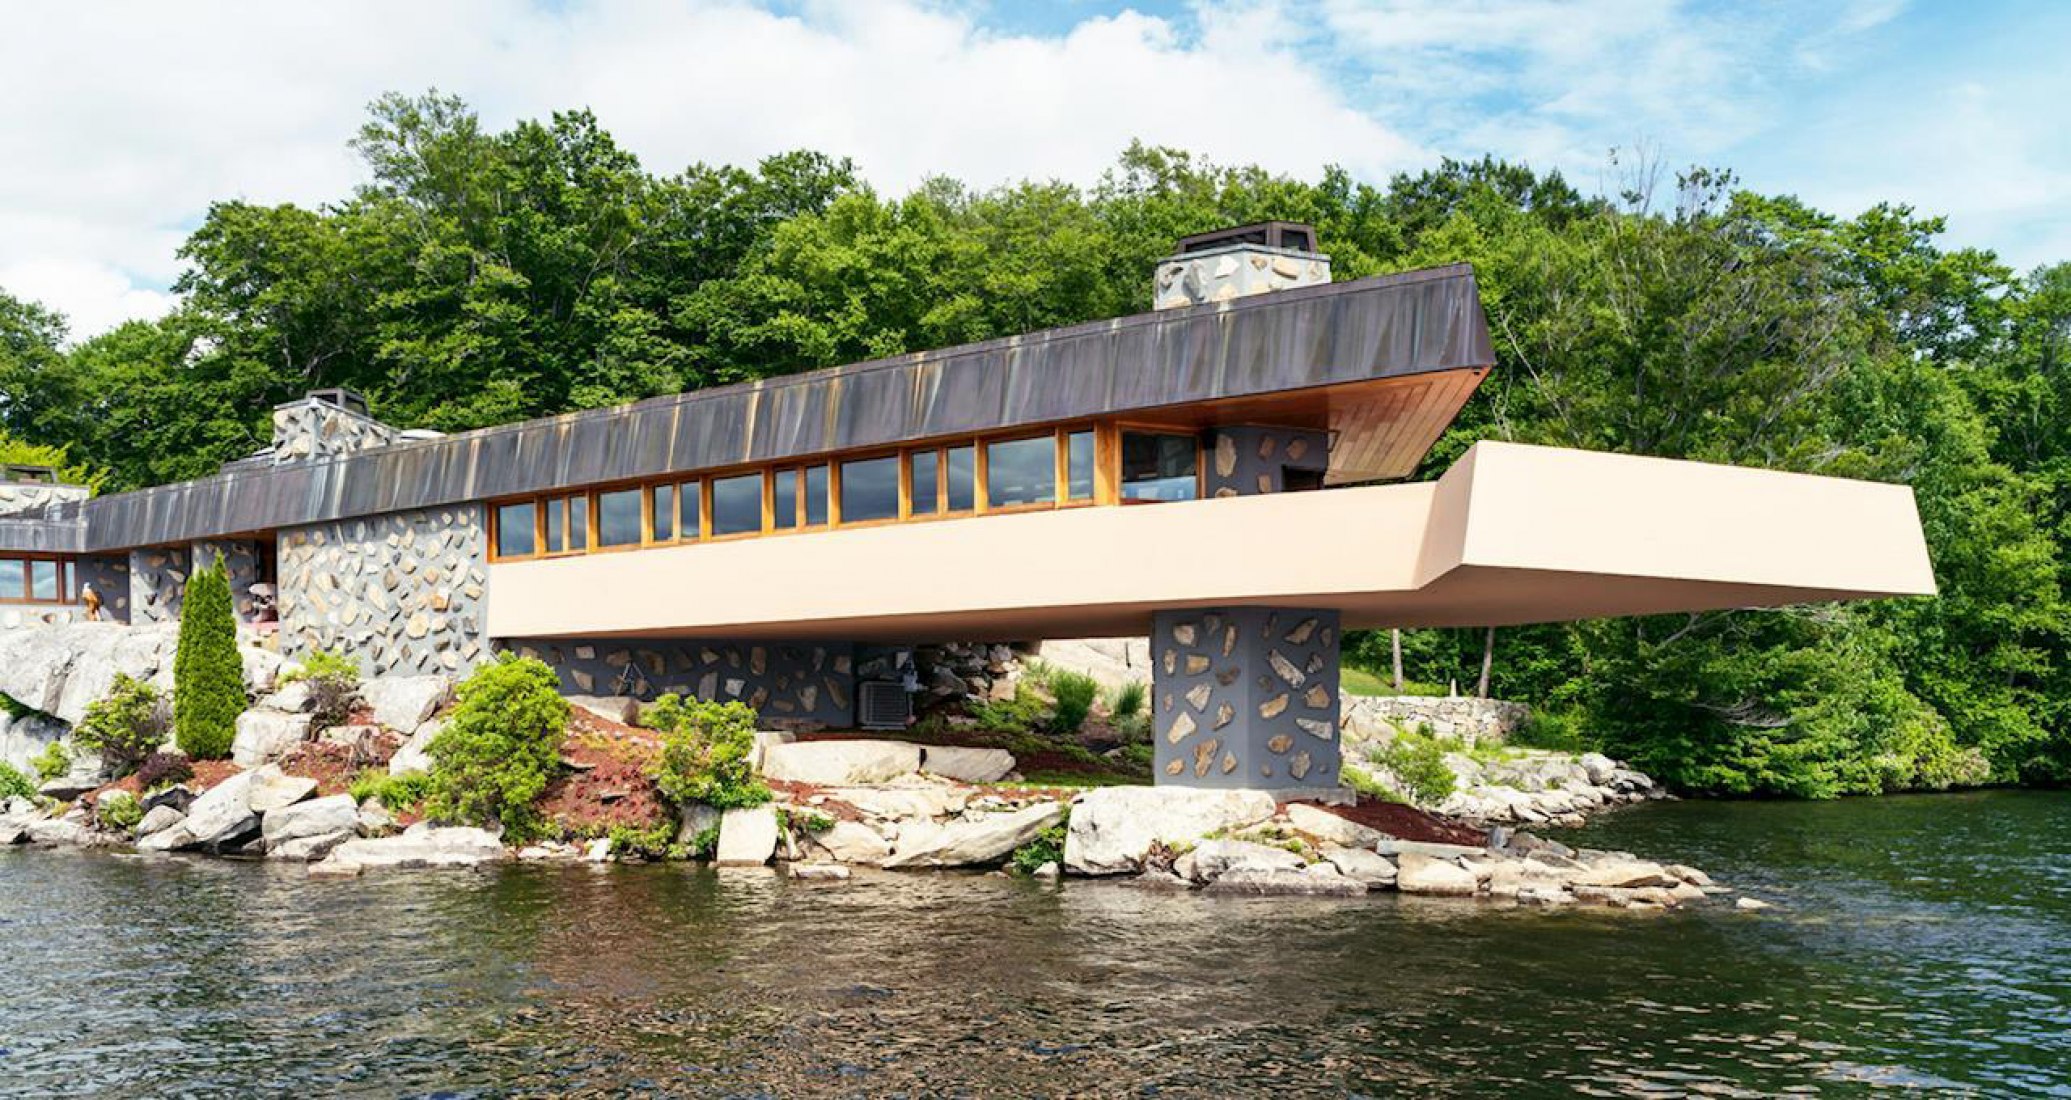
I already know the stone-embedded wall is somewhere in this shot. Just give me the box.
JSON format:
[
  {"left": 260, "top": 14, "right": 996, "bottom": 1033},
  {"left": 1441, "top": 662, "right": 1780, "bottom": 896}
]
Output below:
[
  {"left": 278, "top": 506, "right": 489, "bottom": 678},
  {"left": 271, "top": 398, "right": 399, "bottom": 465},
  {"left": 507, "top": 638, "right": 857, "bottom": 727},
  {"left": 0, "top": 482, "right": 89, "bottom": 517},
  {"left": 1205, "top": 425, "right": 1331, "bottom": 498},
  {"left": 193, "top": 539, "right": 263, "bottom": 623},
  {"left": 129, "top": 546, "right": 191, "bottom": 624},
  {"left": 1342, "top": 694, "right": 1531, "bottom": 750},
  {"left": 1153, "top": 245, "right": 1330, "bottom": 310},
  {"left": 1152, "top": 607, "right": 1342, "bottom": 790}
]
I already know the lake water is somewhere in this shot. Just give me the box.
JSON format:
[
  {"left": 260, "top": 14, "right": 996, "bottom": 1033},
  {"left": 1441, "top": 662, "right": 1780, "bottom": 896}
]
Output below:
[{"left": 2, "top": 791, "right": 2067, "bottom": 1096}]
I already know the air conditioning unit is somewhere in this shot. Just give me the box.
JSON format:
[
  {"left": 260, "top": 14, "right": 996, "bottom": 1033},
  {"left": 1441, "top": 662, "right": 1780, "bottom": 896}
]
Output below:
[{"left": 857, "top": 680, "right": 912, "bottom": 730}]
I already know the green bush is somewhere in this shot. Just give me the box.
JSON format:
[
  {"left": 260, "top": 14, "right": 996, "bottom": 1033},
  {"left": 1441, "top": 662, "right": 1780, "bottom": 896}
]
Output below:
[
  {"left": 135, "top": 752, "right": 195, "bottom": 793},
  {"left": 280, "top": 649, "right": 361, "bottom": 730},
  {"left": 643, "top": 694, "right": 769, "bottom": 810},
  {"left": 1108, "top": 681, "right": 1147, "bottom": 720},
  {"left": 0, "top": 692, "right": 32, "bottom": 719},
  {"left": 970, "top": 684, "right": 1049, "bottom": 734},
  {"left": 683, "top": 824, "right": 720, "bottom": 860},
  {"left": 1340, "top": 762, "right": 1405, "bottom": 804},
  {"left": 1365, "top": 729, "right": 1458, "bottom": 806},
  {"left": 607, "top": 820, "right": 684, "bottom": 861},
  {"left": 424, "top": 655, "right": 570, "bottom": 840},
  {"left": 31, "top": 740, "right": 70, "bottom": 781},
  {"left": 1048, "top": 670, "right": 1099, "bottom": 734},
  {"left": 95, "top": 790, "right": 143, "bottom": 832},
  {"left": 1512, "top": 707, "right": 1591, "bottom": 753},
  {"left": 73, "top": 674, "right": 170, "bottom": 777},
  {"left": 174, "top": 556, "right": 245, "bottom": 759},
  {"left": 1009, "top": 809, "right": 1069, "bottom": 875},
  {"left": 349, "top": 769, "right": 433, "bottom": 812},
  {"left": 0, "top": 761, "right": 37, "bottom": 800}
]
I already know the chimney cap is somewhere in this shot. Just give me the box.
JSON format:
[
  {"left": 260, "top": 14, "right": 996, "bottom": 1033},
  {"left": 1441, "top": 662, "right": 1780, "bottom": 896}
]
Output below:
[
  {"left": 299, "top": 387, "right": 371, "bottom": 417},
  {"left": 0, "top": 463, "right": 59, "bottom": 484},
  {"left": 1176, "top": 221, "right": 1320, "bottom": 256}
]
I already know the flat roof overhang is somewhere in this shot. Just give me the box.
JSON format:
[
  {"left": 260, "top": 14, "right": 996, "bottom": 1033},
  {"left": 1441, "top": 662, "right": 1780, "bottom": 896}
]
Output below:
[
  {"left": 44, "top": 264, "right": 1495, "bottom": 553},
  {"left": 483, "top": 441, "right": 1937, "bottom": 644}
]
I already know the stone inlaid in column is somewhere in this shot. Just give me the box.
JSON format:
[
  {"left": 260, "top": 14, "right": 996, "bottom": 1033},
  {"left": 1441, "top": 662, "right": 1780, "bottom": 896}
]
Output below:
[{"left": 1151, "top": 607, "right": 1341, "bottom": 790}]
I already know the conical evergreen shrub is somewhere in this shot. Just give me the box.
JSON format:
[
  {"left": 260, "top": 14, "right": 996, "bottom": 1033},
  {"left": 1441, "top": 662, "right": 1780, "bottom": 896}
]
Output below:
[{"left": 174, "top": 555, "right": 245, "bottom": 759}]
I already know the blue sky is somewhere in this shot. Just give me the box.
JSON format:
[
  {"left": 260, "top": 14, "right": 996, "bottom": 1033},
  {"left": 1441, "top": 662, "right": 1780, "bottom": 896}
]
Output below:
[{"left": 3, "top": 0, "right": 2065, "bottom": 338}]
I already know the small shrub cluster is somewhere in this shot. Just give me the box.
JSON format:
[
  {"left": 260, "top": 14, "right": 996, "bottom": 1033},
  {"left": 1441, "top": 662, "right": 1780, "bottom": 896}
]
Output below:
[
  {"left": 1339, "top": 762, "right": 1404, "bottom": 804},
  {"left": 643, "top": 695, "right": 769, "bottom": 810},
  {"left": 1047, "top": 670, "right": 1099, "bottom": 734},
  {"left": 0, "top": 761, "right": 37, "bottom": 801},
  {"left": 1364, "top": 727, "right": 1458, "bottom": 806},
  {"left": 1009, "top": 809, "right": 1069, "bottom": 876},
  {"left": 173, "top": 556, "right": 246, "bottom": 759},
  {"left": 1108, "top": 681, "right": 1150, "bottom": 743},
  {"left": 683, "top": 824, "right": 720, "bottom": 860},
  {"left": 350, "top": 769, "right": 433, "bottom": 812},
  {"left": 424, "top": 655, "right": 570, "bottom": 840},
  {"left": 134, "top": 752, "right": 195, "bottom": 793},
  {"left": 73, "top": 674, "right": 170, "bottom": 777},
  {"left": 969, "top": 684, "right": 1050, "bottom": 734},
  {"left": 1512, "top": 707, "right": 1591, "bottom": 753},
  {"left": 95, "top": 791, "right": 143, "bottom": 833},
  {"left": 607, "top": 820, "right": 684, "bottom": 861},
  {"left": 31, "top": 741, "right": 70, "bottom": 782},
  {"left": 280, "top": 649, "right": 361, "bottom": 730}
]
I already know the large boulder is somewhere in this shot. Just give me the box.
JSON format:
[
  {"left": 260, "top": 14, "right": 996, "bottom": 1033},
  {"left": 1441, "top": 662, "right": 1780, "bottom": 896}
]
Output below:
[
  {"left": 919, "top": 745, "right": 1016, "bottom": 785},
  {"left": 883, "top": 802, "right": 1064, "bottom": 869},
  {"left": 1396, "top": 852, "right": 1480, "bottom": 897},
  {"left": 1063, "top": 786, "right": 1277, "bottom": 876},
  {"left": 0, "top": 624, "right": 277, "bottom": 727},
  {"left": 0, "top": 709, "right": 68, "bottom": 775},
  {"left": 135, "top": 804, "right": 186, "bottom": 838},
  {"left": 262, "top": 794, "right": 358, "bottom": 851},
  {"left": 822, "top": 784, "right": 966, "bottom": 822},
  {"left": 361, "top": 676, "right": 452, "bottom": 733},
  {"left": 387, "top": 719, "right": 444, "bottom": 776},
  {"left": 1321, "top": 846, "right": 1398, "bottom": 889},
  {"left": 714, "top": 805, "right": 779, "bottom": 866},
  {"left": 565, "top": 695, "right": 641, "bottom": 725},
  {"left": 803, "top": 819, "right": 894, "bottom": 865},
  {"left": 247, "top": 770, "right": 317, "bottom": 813},
  {"left": 231, "top": 709, "right": 314, "bottom": 767},
  {"left": 1204, "top": 865, "right": 1367, "bottom": 898},
  {"left": 762, "top": 740, "right": 922, "bottom": 786},
  {"left": 1284, "top": 803, "right": 1387, "bottom": 849},
  {"left": 143, "top": 766, "right": 271, "bottom": 852},
  {"left": 1174, "top": 838, "right": 1307, "bottom": 884},
  {"left": 318, "top": 823, "right": 505, "bottom": 872}
]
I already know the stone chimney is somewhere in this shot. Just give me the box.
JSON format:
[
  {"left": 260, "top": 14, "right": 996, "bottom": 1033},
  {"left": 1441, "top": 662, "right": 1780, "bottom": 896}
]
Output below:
[
  {"left": 271, "top": 388, "right": 399, "bottom": 465},
  {"left": 1153, "top": 221, "right": 1331, "bottom": 310}
]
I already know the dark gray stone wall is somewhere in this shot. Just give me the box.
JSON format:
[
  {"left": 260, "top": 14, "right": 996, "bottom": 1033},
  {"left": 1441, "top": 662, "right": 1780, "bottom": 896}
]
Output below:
[
  {"left": 271, "top": 398, "right": 400, "bottom": 464},
  {"left": 1152, "top": 607, "right": 1342, "bottom": 790},
  {"left": 279, "top": 506, "right": 490, "bottom": 678},
  {"left": 129, "top": 545, "right": 191, "bottom": 624},
  {"left": 76, "top": 555, "right": 130, "bottom": 624},
  {"left": 193, "top": 539, "right": 262, "bottom": 623},
  {"left": 507, "top": 638, "right": 857, "bottom": 727},
  {"left": 1205, "top": 425, "right": 1330, "bottom": 498}
]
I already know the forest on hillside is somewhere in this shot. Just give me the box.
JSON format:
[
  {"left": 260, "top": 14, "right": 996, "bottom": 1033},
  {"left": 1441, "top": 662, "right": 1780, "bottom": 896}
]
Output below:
[{"left": 3, "top": 93, "right": 2068, "bottom": 798}]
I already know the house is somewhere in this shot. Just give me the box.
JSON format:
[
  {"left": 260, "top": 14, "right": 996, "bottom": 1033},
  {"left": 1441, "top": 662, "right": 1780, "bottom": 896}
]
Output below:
[{"left": 0, "top": 224, "right": 1936, "bottom": 790}]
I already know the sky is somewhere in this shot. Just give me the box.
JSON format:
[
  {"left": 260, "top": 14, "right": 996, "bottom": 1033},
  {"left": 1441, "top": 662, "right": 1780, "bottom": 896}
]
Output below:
[{"left": 3, "top": 0, "right": 2066, "bottom": 341}]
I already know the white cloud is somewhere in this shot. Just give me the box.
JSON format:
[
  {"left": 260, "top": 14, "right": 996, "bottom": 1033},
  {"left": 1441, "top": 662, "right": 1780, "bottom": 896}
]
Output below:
[{"left": 0, "top": 0, "right": 1422, "bottom": 340}]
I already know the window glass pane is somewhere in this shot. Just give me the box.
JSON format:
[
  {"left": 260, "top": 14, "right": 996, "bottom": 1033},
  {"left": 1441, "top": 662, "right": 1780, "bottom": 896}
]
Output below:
[
  {"left": 908, "top": 451, "right": 939, "bottom": 516},
  {"left": 772, "top": 469, "right": 799, "bottom": 529},
  {"left": 0, "top": 557, "right": 19, "bottom": 599},
  {"left": 946, "top": 446, "right": 976, "bottom": 511},
  {"left": 804, "top": 466, "right": 829, "bottom": 526},
  {"left": 29, "top": 560, "right": 57, "bottom": 601},
  {"left": 1121, "top": 432, "right": 1199, "bottom": 502},
  {"left": 598, "top": 489, "right": 641, "bottom": 547},
  {"left": 842, "top": 456, "right": 900, "bottom": 523},
  {"left": 497, "top": 503, "right": 537, "bottom": 558},
  {"left": 545, "top": 497, "right": 565, "bottom": 552},
  {"left": 1066, "top": 430, "right": 1096, "bottom": 500},
  {"left": 679, "top": 481, "right": 702, "bottom": 540},
  {"left": 712, "top": 474, "right": 762, "bottom": 536},
  {"left": 986, "top": 436, "right": 1056, "bottom": 508},
  {"left": 567, "top": 496, "right": 588, "bottom": 551},
  {"left": 651, "top": 484, "right": 675, "bottom": 542}
]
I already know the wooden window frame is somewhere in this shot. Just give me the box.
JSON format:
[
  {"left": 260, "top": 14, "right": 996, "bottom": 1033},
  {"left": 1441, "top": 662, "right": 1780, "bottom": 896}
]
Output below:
[
  {"left": 0, "top": 554, "right": 76, "bottom": 605},
  {"left": 1114, "top": 423, "right": 1207, "bottom": 505},
  {"left": 836, "top": 451, "right": 905, "bottom": 529}
]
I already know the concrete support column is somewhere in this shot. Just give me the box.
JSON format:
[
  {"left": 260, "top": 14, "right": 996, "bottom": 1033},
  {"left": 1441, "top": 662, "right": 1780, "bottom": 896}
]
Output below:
[{"left": 1151, "top": 607, "right": 1342, "bottom": 790}]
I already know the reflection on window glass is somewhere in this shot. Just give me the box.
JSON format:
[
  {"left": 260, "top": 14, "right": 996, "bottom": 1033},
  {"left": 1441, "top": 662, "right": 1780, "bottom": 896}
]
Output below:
[
  {"left": 946, "top": 446, "right": 976, "bottom": 511},
  {"left": 1066, "top": 430, "right": 1096, "bottom": 500},
  {"left": 804, "top": 466, "right": 829, "bottom": 526},
  {"left": 0, "top": 557, "right": 23, "bottom": 599},
  {"left": 497, "top": 502, "right": 537, "bottom": 557},
  {"left": 986, "top": 436, "right": 1056, "bottom": 508},
  {"left": 598, "top": 489, "right": 641, "bottom": 547},
  {"left": 842, "top": 456, "right": 900, "bottom": 523},
  {"left": 650, "top": 484, "right": 675, "bottom": 541},
  {"left": 545, "top": 497, "right": 564, "bottom": 552},
  {"left": 29, "top": 560, "right": 57, "bottom": 601},
  {"left": 1121, "top": 432, "right": 1199, "bottom": 502},
  {"left": 678, "top": 482, "right": 702, "bottom": 540},
  {"left": 712, "top": 474, "right": 762, "bottom": 536},
  {"left": 568, "top": 497, "right": 588, "bottom": 550},
  {"left": 773, "top": 469, "right": 799, "bottom": 529},
  {"left": 908, "top": 451, "right": 939, "bottom": 516}
]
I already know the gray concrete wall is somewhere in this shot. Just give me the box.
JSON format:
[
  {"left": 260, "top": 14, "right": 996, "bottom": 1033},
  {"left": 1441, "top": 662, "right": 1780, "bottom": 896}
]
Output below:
[
  {"left": 506, "top": 638, "right": 857, "bottom": 727},
  {"left": 278, "top": 505, "right": 489, "bottom": 678},
  {"left": 1205, "top": 425, "right": 1330, "bottom": 498},
  {"left": 1152, "top": 607, "right": 1342, "bottom": 790}
]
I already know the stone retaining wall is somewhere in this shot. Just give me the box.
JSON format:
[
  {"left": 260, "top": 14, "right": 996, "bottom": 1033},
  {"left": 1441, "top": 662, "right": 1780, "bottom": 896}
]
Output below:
[
  {"left": 1342, "top": 694, "right": 1530, "bottom": 748},
  {"left": 508, "top": 638, "right": 856, "bottom": 727},
  {"left": 278, "top": 506, "right": 489, "bottom": 678}
]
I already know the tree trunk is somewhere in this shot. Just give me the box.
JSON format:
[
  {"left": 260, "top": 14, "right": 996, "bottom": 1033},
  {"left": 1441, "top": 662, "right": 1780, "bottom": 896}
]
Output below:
[
  {"left": 1477, "top": 626, "right": 1496, "bottom": 698},
  {"left": 1391, "top": 629, "right": 1405, "bottom": 693}
]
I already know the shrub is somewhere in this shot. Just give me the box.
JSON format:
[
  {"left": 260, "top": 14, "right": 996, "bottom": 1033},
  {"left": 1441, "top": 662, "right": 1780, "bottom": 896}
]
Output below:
[
  {"left": 31, "top": 740, "right": 70, "bottom": 781},
  {"left": 134, "top": 752, "right": 195, "bottom": 793},
  {"left": 1108, "top": 681, "right": 1147, "bottom": 721},
  {"left": 174, "top": 556, "right": 245, "bottom": 759},
  {"left": 1048, "top": 670, "right": 1099, "bottom": 734},
  {"left": 684, "top": 824, "right": 720, "bottom": 860},
  {"left": 73, "top": 674, "right": 170, "bottom": 777},
  {"left": 1365, "top": 729, "right": 1457, "bottom": 806},
  {"left": 1340, "top": 762, "right": 1404, "bottom": 804},
  {"left": 643, "top": 695, "right": 769, "bottom": 810},
  {"left": 280, "top": 649, "right": 361, "bottom": 730},
  {"left": 1009, "top": 809, "right": 1069, "bottom": 875},
  {"left": 0, "top": 692, "right": 32, "bottom": 719},
  {"left": 970, "top": 684, "right": 1049, "bottom": 734},
  {"left": 424, "top": 655, "right": 569, "bottom": 840},
  {"left": 95, "top": 790, "right": 143, "bottom": 832},
  {"left": 0, "top": 761, "right": 36, "bottom": 800},
  {"left": 350, "top": 769, "right": 433, "bottom": 812},
  {"left": 1513, "top": 707, "right": 1590, "bottom": 753},
  {"left": 608, "top": 820, "right": 684, "bottom": 861}
]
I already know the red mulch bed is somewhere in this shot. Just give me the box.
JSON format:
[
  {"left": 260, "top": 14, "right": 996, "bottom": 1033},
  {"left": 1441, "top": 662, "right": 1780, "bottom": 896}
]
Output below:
[
  {"left": 1292, "top": 796, "right": 1486, "bottom": 846},
  {"left": 536, "top": 709, "right": 672, "bottom": 836}
]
